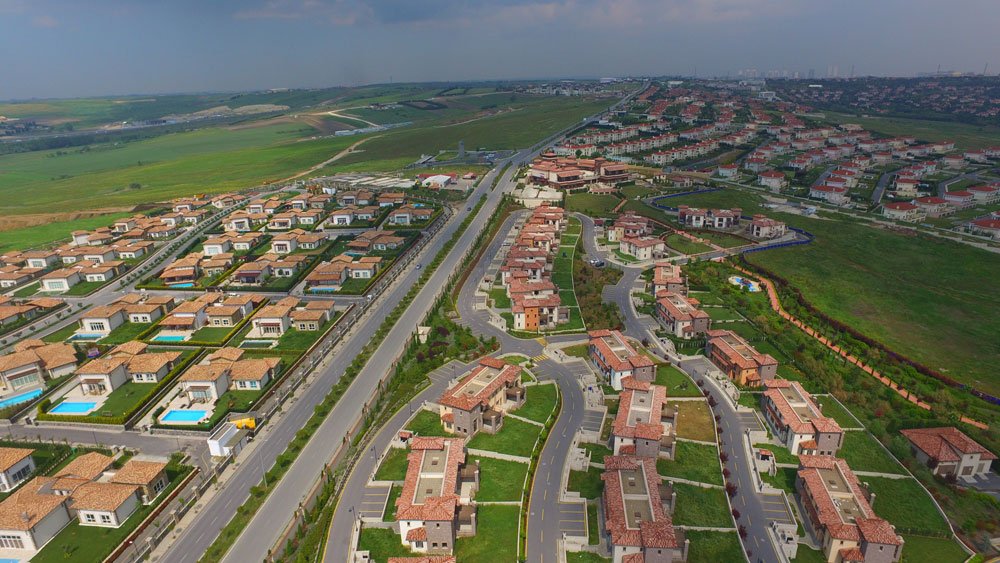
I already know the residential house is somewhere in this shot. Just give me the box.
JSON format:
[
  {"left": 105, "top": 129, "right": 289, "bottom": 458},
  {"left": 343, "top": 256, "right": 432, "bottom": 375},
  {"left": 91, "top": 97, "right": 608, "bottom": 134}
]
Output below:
[
  {"left": 677, "top": 206, "right": 742, "bottom": 229},
  {"left": 0, "top": 448, "right": 35, "bottom": 492},
  {"left": 602, "top": 455, "right": 687, "bottom": 563},
  {"left": 762, "top": 380, "right": 843, "bottom": 456},
  {"left": 881, "top": 202, "right": 924, "bottom": 222},
  {"left": 758, "top": 171, "right": 787, "bottom": 190},
  {"left": 620, "top": 236, "right": 666, "bottom": 261},
  {"left": 395, "top": 437, "right": 479, "bottom": 555},
  {"left": 389, "top": 205, "right": 434, "bottom": 225},
  {"left": 911, "top": 196, "right": 952, "bottom": 218},
  {"left": 438, "top": 357, "right": 524, "bottom": 438},
  {"left": 0, "top": 340, "right": 77, "bottom": 392},
  {"left": 968, "top": 218, "right": 1000, "bottom": 239},
  {"left": 810, "top": 185, "right": 850, "bottom": 206},
  {"left": 900, "top": 427, "right": 996, "bottom": 479},
  {"left": 795, "top": 456, "right": 903, "bottom": 563},
  {"left": 611, "top": 378, "right": 677, "bottom": 460},
  {"left": 656, "top": 292, "right": 710, "bottom": 338},
  {"left": 747, "top": 215, "right": 787, "bottom": 239},
  {"left": 704, "top": 329, "right": 777, "bottom": 386},
  {"left": 652, "top": 262, "right": 685, "bottom": 296},
  {"left": 588, "top": 330, "right": 656, "bottom": 390},
  {"left": 248, "top": 298, "right": 297, "bottom": 338}
]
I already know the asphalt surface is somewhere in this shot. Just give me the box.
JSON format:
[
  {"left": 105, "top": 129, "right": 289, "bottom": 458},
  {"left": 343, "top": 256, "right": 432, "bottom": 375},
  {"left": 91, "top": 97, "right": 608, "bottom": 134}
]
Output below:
[{"left": 680, "top": 356, "right": 781, "bottom": 563}]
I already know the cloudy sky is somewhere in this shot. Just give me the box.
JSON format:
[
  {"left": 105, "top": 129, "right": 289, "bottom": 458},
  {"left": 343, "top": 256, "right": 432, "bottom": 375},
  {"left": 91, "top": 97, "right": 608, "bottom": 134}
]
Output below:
[{"left": 1, "top": 0, "right": 997, "bottom": 99}]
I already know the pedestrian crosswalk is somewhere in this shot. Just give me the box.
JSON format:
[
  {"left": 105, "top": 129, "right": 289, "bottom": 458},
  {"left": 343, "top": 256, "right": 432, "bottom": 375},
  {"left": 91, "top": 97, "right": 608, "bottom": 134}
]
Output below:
[
  {"left": 531, "top": 353, "right": 548, "bottom": 363},
  {"left": 534, "top": 337, "right": 548, "bottom": 346}
]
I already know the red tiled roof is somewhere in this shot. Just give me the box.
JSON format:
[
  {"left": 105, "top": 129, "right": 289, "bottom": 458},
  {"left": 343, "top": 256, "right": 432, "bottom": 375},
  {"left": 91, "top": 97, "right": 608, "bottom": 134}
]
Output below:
[
  {"left": 602, "top": 455, "right": 678, "bottom": 549},
  {"left": 438, "top": 358, "right": 520, "bottom": 411},
  {"left": 900, "top": 427, "right": 996, "bottom": 463}
]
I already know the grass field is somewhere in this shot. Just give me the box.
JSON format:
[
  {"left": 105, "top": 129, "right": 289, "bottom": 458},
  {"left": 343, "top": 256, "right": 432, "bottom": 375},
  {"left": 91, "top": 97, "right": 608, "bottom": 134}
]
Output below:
[
  {"left": 673, "top": 400, "right": 715, "bottom": 442},
  {"left": 567, "top": 466, "right": 604, "bottom": 499},
  {"left": 862, "top": 477, "right": 951, "bottom": 535},
  {"left": 404, "top": 409, "right": 449, "bottom": 437},
  {"left": 638, "top": 186, "right": 1000, "bottom": 396},
  {"left": 656, "top": 441, "right": 722, "bottom": 486},
  {"left": 472, "top": 456, "right": 528, "bottom": 502},
  {"left": 373, "top": 447, "right": 409, "bottom": 481},
  {"left": 672, "top": 482, "right": 732, "bottom": 527},
  {"left": 0, "top": 212, "right": 134, "bottom": 253},
  {"left": 466, "top": 417, "right": 541, "bottom": 458},
  {"left": 516, "top": 383, "right": 558, "bottom": 423},
  {"left": 454, "top": 504, "right": 519, "bottom": 562},
  {"left": 822, "top": 112, "right": 1000, "bottom": 150},
  {"left": 747, "top": 213, "right": 1000, "bottom": 395},
  {"left": 899, "top": 534, "right": 969, "bottom": 563},
  {"left": 685, "top": 531, "right": 743, "bottom": 563},
  {"left": 664, "top": 232, "right": 711, "bottom": 255},
  {"left": 566, "top": 193, "right": 622, "bottom": 216},
  {"left": 654, "top": 363, "right": 702, "bottom": 397},
  {"left": 0, "top": 124, "right": 362, "bottom": 218}
]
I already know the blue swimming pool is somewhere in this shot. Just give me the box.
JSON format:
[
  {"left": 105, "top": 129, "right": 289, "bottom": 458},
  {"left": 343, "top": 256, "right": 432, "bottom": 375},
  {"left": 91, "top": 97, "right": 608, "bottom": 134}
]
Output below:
[
  {"left": 0, "top": 388, "right": 43, "bottom": 409},
  {"left": 68, "top": 333, "right": 104, "bottom": 341},
  {"left": 50, "top": 401, "right": 97, "bottom": 414},
  {"left": 169, "top": 283, "right": 195, "bottom": 288},
  {"left": 161, "top": 409, "right": 207, "bottom": 423},
  {"left": 151, "top": 335, "right": 187, "bottom": 343}
]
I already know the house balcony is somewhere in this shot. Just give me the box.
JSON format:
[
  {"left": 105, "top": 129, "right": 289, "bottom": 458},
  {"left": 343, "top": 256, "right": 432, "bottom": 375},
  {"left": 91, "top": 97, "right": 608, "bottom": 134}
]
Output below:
[
  {"left": 505, "top": 386, "right": 525, "bottom": 407},
  {"left": 661, "top": 405, "right": 677, "bottom": 424},
  {"left": 457, "top": 505, "right": 477, "bottom": 537},
  {"left": 659, "top": 434, "right": 675, "bottom": 459},
  {"left": 459, "top": 463, "right": 480, "bottom": 501},
  {"left": 659, "top": 483, "right": 676, "bottom": 514},
  {"left": 482, "top": 410, "right": 504, "bottom": 434}
]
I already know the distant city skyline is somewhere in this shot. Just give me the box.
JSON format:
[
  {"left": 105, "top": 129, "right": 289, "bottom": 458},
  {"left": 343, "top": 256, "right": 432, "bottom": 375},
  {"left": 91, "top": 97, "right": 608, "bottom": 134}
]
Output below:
[{"left": 1, "top": 0, "right": 997, "bottom": 100}]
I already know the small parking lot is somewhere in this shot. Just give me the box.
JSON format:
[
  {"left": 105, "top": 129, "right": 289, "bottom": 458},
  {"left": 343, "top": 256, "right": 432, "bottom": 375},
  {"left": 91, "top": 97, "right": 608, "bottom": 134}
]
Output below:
[
  {"left": 556, "top": 502, "right": 588, "bottom": 537},
  {"left": 357, "top": 485, "right": 391, "bottom": 519},
  {"left": 759, "top": 494, "right": 794, "bottom": 526}
]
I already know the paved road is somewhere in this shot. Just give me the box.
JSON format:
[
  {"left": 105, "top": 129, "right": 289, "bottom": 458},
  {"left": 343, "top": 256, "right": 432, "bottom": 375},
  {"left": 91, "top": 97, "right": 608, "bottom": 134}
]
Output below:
[
  {"left": 871, "top": 170, "right": 894, "bottom": 204},
  {"left": 449, "top": 208, "right": 591, "bottom": 563},
  {"left": 183, "top": 161, "right": 511, "bottom": 563},
  {"left": 680, "top": 356, "right": 780, "bottom": 563}
]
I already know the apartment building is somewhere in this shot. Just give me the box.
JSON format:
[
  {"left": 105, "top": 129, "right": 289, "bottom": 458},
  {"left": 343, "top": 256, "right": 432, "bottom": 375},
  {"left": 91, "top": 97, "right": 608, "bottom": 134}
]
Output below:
[
  {"left": 588, "top": 329, "right": 656, "bottom": 390},
  {"left": 655, "top": 292, "right": 710, "bottom": 338},
  {"left": 747, "top": 215, "right": 787, "bottom": 239},
  {"left": 611, "top": 378, "right": 677, "bottom": 460},
  {"left": 796, "top": 456, "right": 903, "bottom": 563},
  {"left": 602, "top": 455, "right": 688, "bottom": 563},
  {"left": 676, "top": 206, "right": 742, "bottom": 229},
  {"left": 762, "top": 380, "right": 843, "bottom": 456},
  {"left": 900, "top": 427, "right": 996, "bottom": 479},
  {"left": 704, "top": 329, "right": 777, "bottom": 386},
  {"left": 395, "top": 438, "right": 479, "bottom": 555},
  {"left": 438, "top": 357, "right": 524, "bottom": 438}
]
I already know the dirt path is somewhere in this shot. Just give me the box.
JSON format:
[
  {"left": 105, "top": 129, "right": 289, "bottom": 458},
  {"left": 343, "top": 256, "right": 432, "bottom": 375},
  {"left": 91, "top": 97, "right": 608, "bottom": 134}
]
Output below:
[
  {"left": 276, "top": 135, "right": 380, "bottom": 183},
  {"left": 324, "top": 109, "right": 378, "bottom": 128}
]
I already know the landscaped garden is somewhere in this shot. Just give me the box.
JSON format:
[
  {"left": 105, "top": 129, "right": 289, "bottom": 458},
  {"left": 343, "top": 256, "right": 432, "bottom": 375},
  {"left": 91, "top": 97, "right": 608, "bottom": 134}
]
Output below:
[{"left": 655, "top": 363, "right": 701, "bottom": 397}]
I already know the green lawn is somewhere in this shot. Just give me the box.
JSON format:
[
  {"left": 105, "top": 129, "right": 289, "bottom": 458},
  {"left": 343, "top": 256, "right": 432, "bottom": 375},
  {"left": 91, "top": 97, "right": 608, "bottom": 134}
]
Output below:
[
  {"left": 811, "top": 396, "right": 861, "bottom": 427},
  {"left": 563, "top": 344, "right": 590, "bottom": 359},
  {"left": 862, "top": 477, "right": 951, "bottom": 535},
  {"left": 404, "top": 409, "right": 450, "bottom": 437},
  {"left": 760, "top": 467, "right": 798, "bottom": 494},
  {"left": 62, "top": 280, "right": 108, "bottom": 296},
  {"left": 472, "top": 456, "right": 529, "bottom": 502},
  {"left": 655, "top": 364, "right": 701, "bottom": 397},
  {"left": 566, "top": 193, "right": 622, "bottom": 217},
  {"left": 273, "top": 321, "right": 331, "bottom": 352},
  {"left": 656, "top": 441, "right": 722, "bottom": 486},
  {"left": 685, "top": 531, "right": 743, "bottom": 563},
  {"left": 99, "top": 322, "right": 153, "bottom": 345},
  {"left": 357, "top": 527, "right": 415, "bottom": 560},
  {"left": 839, "top": 432, "right": 906, "bottom": 474},
  {"left": 899, "top": 534, "right": 969, "bottom": 563},
  {"left": 382, "top": 484, "right": 401, "bottom": 522},
  {"left": 0, "top": 123, "right": 361, "bottom": 218},
  {"left": 672, "top": 482, "right": 732, "bottom": 527},
  {"left": 665, "top": 233, "right": 712, "bottom": 255},
  {"left": 86, "top": 381, "right": 156, "bottom": 418},
  {"left": 467, "top": 417, "right": 542, "bottom": 458},
  {"left": 705, "top": 306, "right": 742, "bottom": 321},
  {"left": 568, "top": 466, "right": 604, "bottom": 500},
  {"left": 792, "top": 546, "right": 829, "bottom": 563},
  {"left": 489, "top": 287, "right": 512, "bottom": 309},
  {"left": 753, "top": 443, "right": 799, "bottom": 465},
  {"left": 454, "top": 504, "right": 519, "bottom": 562},
  {"left": 587, "top": 502, "right": 601, "bottom": 546},
  {"left": 515, "top": 383, "right": 558, "bottom": 423},
  {"left": 42, "top": 322, "right": 82, "bottom": 343},
  {"left": 692, "top": 230, "right": 748, "bottom": 248},
  {"left": 187, "top": 326, "right": 234, "bottom": 344},
  {"left": 822, "top": 111, "right": 1000, "bottom": 150},
  {"left": 581, "top": 442, "right": 614, "bottom": 461},
  {"left": 374, "top": 447, "right": 409, "bottom": 481},
  {"left": 567, "top": 552, "right": 610, "bottom": 563}
]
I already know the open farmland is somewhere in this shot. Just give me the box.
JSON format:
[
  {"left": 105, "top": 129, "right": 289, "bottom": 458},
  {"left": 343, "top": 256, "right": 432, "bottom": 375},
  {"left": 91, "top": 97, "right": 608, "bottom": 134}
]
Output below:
[
  {"left": 0, "top": 124, "right": 361, "bottom": 217},
  {"left": 821, "top": 112, "right": 1000, "bottom": 150}
]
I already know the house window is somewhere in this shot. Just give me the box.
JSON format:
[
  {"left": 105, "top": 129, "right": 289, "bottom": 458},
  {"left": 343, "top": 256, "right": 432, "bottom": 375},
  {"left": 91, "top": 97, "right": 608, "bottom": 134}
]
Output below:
[
  {"left": 85, "top": 514, "right": 96, "bottom": 523},
  {"left": 10, "top": 464, "right": 32, "bottom": 484},
  {"left": 153, "top": 479, "right": 165, "bottom": 493},
  {"left": 0, "top": 534, "right": 25, "bottom": 549},
  {"left": 100, "top": 514, "right": 112, "bottom": 524}
]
